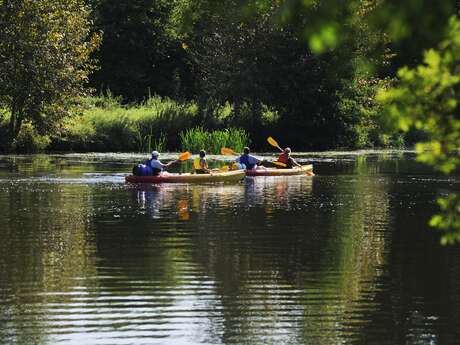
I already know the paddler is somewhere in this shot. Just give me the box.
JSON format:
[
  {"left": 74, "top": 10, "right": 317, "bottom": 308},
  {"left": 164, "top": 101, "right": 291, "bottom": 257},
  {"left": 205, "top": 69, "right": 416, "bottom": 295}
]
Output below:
[
  {"left": 145, "top": 150, "right": 176, "bottom": 176},
  {"left": 277, "top": 147, "right": 301, "bottom": 168},
  {"left": 192, "top": 150, "right": 210, "bottom": 174},
  {"left": 236, "top": 147, "right": 262, "bottom": 170}
]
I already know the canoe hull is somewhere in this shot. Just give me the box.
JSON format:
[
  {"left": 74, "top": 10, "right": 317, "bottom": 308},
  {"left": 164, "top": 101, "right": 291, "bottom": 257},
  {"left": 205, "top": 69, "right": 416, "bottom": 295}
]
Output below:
[
  {"left": 245, "top": 164, "right": 314, "bottom": 176},
  {"left": 125, "top": 170, "right": 245, "bottom": 183}
]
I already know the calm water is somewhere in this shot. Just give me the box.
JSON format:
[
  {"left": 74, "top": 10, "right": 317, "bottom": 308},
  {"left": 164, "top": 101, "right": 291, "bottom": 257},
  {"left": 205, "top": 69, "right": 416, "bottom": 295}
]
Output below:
[{"left": 0, "top": 151, "right": 459, "bottom": 345}]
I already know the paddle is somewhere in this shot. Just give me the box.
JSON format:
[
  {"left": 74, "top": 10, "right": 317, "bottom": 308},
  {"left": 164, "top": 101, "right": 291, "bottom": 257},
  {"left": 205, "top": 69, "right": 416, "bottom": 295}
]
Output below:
[
  {"left": 222, "top": 146, "right": 285, "bottom": 168},
  {"left": 221, "top": 147, "right": 237, "bottom": 156},
  {"left": 168, "top": 151, "right": 191, "bottom": 166},
  {"left": 220, "top": 148, "right": 238, "bottom": 170},
  {"left": 267, "top": 137, "right": 289, "bottom": 167},
  {"left": 177, "top": 151, "right": 192, "bottom": 161},
  {"left": 267, "top": 136, "right": 284, "bottom": 153},
  {"left": 272, "top": 161, "right": 287, "bottom": 168}
]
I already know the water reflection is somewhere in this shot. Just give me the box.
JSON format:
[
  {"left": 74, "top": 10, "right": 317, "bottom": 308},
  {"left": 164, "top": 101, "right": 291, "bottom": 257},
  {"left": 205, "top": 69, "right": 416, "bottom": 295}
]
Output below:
[
  {"left": 0, "top": 152, "right": 459, "bottom": 345},
  {"left": 133, "top": 177, "right": 313, "bottom": 223},
  {"left": 0, "top": 183, "right": 98, "bottom": 345}
]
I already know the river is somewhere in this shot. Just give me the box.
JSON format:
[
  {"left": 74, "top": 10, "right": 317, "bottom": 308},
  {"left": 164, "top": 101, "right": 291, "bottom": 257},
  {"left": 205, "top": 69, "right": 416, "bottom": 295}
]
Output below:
[{"left": 0, "top": 151, "right": 459, "bottom": 345}]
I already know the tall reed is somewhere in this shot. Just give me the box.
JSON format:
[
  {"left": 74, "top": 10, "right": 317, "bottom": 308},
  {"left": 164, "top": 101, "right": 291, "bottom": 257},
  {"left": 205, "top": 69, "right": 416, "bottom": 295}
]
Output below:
[{"left": 180, "top": 127, "right": 250, "bottom": 154}]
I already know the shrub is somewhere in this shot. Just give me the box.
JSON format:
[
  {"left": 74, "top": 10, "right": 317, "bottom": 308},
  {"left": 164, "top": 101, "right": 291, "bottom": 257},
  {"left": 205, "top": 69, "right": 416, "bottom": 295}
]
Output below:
[
  {"left": 13, "top": 123, "right": 51, "bottom": 153},
  {"left": 52, "top": 95, "right": 199, "bottom": 152}
]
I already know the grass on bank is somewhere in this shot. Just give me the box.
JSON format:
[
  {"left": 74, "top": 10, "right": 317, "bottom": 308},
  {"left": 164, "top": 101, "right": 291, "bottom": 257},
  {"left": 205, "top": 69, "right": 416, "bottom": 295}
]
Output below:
[
  {"left": 47, "top": 94, "right": 250, "bottom": 153},
  {"left": 55, "top": 95, "right": 199, "bottom": 152},
  {"left": 0, "top": 95, "right": 253, "bottom": 153},
  {"left": 0, "top": 94, "right": 413, "bottom": 153}
]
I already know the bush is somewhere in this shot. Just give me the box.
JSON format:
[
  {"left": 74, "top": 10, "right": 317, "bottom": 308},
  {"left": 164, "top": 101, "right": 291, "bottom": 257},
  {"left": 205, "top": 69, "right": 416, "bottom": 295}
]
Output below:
[
  {"left": 336, "top": 77, "right": 391, "bottom": 149},
  {"left": 13, "top": 123, "right": 51, "bottom": 153},
  {"left": 133, "top": 96, "right": 198, "bottom": 149},
  {"left": 52, "top": 95, "right": 199, "bottom": 152}
]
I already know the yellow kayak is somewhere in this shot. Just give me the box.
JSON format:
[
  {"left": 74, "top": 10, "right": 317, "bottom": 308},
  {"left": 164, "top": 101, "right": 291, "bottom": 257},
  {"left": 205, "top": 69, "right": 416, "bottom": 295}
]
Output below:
[
  {"left": 245, "top": 164, "right": 314, "bottom": 176},
  {"left": 126, "top": 170, "right": 245, "bottom": 183}
]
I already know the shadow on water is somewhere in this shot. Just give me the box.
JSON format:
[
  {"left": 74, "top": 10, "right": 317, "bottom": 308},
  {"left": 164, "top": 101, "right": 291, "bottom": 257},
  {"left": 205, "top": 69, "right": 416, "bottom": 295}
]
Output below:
[{"left": 0, "top": 151, "right": 459, "bottom": 344}]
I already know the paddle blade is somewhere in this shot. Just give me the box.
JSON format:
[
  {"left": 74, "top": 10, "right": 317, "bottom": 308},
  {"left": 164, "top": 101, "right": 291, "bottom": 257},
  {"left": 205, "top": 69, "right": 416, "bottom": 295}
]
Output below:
[
  {"left": 178, "top": 151, "right": 192, "bottom": 161},
  {"left": 272, "top": 161, "right": 287, "bottom": 167},
  {"left": 221, "top": 147, "right": 237, "bottom": 155},
  {"left": 267, "top": 136, "right": 279, "bottom": 148}
]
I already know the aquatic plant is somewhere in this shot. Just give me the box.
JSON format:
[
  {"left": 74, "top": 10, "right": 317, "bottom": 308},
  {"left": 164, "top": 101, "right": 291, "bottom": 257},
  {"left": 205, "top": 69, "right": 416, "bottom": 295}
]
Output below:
[{"left": 180, "top": 127, "right": 250, "bottom": 154}]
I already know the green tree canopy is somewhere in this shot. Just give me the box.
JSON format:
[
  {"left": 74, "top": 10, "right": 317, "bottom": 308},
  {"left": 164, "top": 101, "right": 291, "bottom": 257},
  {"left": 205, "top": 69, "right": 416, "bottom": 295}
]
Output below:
[
  {"left": 0, "top": 0, "right": 100, "bottom": 147},
  {"left": 90, "top": 0, "right": 187, "bottom": 101},
  {"left": 168, "top": 0, "right": 389, "bottom": 148}
]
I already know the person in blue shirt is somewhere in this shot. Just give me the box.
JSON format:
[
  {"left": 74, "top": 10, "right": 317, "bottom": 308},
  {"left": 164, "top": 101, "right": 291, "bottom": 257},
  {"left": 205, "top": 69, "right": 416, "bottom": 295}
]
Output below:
[{"left": 236, "top": 147, "right": 261, "bottom": 170}]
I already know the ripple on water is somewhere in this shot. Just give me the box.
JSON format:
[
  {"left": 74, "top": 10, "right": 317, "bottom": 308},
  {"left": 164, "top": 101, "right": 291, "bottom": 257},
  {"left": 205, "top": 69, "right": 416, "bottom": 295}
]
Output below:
[{"left": 1, "top": 152, "right": 459, "bottom": 345}]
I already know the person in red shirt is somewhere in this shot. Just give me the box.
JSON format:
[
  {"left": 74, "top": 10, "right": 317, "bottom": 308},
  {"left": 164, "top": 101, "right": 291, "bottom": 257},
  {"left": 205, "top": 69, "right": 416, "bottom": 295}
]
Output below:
[{"left": 277, "top": 147, "right": 301, "bottom": 168}]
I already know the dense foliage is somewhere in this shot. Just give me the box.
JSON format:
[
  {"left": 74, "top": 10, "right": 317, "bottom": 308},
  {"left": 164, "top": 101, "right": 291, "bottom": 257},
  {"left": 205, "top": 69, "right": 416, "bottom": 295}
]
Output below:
[
  {"left": 90, "top": 0, "right": 185, "bottom": 101},
  {"left": 378, "top": 17, "right": 460, "bottom": 245},
  {"left": 84, "top": 0, "right": 393, "bottom": 150},
  {"left": 51, "top": 95, "right": 198, "bottom": 152},
  {"left": 0, "top": 0, "right": 413, "bottom": 152}
]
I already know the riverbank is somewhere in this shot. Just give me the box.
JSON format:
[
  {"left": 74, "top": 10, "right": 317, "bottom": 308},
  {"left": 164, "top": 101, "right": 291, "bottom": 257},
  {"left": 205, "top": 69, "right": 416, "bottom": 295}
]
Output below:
[{"left": 0, "top": 95, "right": 408, "bottom": 154}]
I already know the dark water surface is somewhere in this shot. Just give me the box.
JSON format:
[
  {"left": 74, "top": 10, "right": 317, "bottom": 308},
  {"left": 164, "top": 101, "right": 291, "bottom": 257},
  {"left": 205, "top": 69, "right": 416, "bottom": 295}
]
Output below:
[{"left": 0, "top": 151, "right": 459, "bottom": 345}]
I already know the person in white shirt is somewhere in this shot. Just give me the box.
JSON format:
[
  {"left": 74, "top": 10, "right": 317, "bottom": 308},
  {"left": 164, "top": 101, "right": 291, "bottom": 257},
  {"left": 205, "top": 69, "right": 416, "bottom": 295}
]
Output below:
[{"left": 145, "top": 151, "right": 175, "bottom": 176}]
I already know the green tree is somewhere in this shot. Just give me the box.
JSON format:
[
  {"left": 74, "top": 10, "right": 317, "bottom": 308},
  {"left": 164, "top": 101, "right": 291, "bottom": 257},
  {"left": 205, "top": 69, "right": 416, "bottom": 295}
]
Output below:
[
  {"left": 90, "top": 0, "right": 186, "bottom": 101},
  {"left": 377, "top": 17, "right": 460, "bottom": 245},
  {"left": 0, "top": 0, "right": 100, "bottom": 148},
  {"left": 171, "top": 0, "right": 389, "bottom": 149}
]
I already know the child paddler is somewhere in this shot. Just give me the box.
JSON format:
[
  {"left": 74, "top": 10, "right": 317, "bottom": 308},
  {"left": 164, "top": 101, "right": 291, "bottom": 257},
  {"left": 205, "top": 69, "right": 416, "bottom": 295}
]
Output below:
[{"left": 192, "top": 150, "right": 210, "bottom": 174}]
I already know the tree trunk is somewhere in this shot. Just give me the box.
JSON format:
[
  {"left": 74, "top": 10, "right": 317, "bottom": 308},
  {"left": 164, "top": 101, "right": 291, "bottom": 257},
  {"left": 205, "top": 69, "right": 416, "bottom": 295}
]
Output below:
[
  {"left": 234, "top": 100, "right": 241, "bottom": 121},
  {"left": 14, "top": 117, "right": 22, "bottom": 138},
  {"left": 8, "top": 100, "right": 23, "bottom": 144},
  {"left": 9, "top": 107, "right": 17, "bottom": 142},
  {"left": 251, "top": 101, "right": 261, "bottom": 128}
]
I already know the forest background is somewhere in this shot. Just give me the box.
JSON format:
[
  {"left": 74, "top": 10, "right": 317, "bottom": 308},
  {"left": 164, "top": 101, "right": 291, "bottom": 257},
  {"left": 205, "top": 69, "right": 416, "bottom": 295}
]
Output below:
[{"left": 1, "top": 0, "right": 454, "bottom": 154}]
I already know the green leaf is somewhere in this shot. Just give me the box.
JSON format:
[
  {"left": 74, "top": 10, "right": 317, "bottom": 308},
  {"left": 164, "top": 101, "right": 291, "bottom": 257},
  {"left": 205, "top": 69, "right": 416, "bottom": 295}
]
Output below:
[
  {"left": 308, "top": 24, "right": 339, "bottom": 54},
  {"left": 424, "top": 49, "right": 441, "bottom": 68}
]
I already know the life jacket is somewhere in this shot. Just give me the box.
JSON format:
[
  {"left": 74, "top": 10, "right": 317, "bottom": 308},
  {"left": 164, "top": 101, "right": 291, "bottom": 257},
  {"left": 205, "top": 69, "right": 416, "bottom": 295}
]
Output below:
[
  {"left": 194, "top": 157, "right": 208, "bottom": 172},
  {"left": 193, "top": 158, "right": 202, "bottom": 170},
  {"left": 278, "top": 153, "right": 288, "bottom": 164}
]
